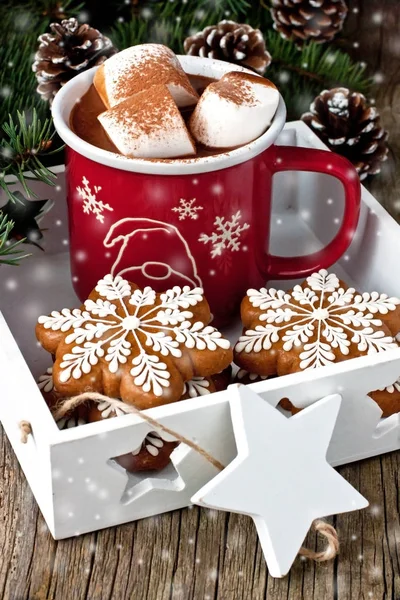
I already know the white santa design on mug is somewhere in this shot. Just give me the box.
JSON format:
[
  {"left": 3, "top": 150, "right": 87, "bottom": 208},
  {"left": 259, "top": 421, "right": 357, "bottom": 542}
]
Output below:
[{"left": 103, "top": 217, "right": 202, "bottom": 289}]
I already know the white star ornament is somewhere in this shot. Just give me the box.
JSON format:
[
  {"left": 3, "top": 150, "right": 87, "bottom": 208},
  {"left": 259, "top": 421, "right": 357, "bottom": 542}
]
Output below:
[{"left": 191, "top": 385, "right": 368, "bottom": 578}]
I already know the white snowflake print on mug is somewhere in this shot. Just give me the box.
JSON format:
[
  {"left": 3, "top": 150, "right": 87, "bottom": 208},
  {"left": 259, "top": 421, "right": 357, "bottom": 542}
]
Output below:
[
  {"left": 234, "top": 269, "right": 400, "bottom": 376},
  {"left": 36, "top": 274, "right": 233, "bottom": 409}
]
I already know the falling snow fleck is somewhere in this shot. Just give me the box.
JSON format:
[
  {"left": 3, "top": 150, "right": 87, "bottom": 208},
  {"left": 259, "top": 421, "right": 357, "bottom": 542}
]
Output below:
[
  {"left": 5, "top": 279, "right": 17, "bottom": 291},
  {"left": 279, "top": 71, "right": 290, "bottom": 84},
  {"left": 75, "top": 250, "right": 87, "bottom": 262},
  {"left": 372, "top": 11, "right": 383, "bottom": 24},
  {"left": 373, "top": 73, "right": 384, "bottom": 84},
  {"left": 172, "top": 198, "right": 203, "bottom": 221},
  {"left": 211, "top": 183, "right": 223, "bottom": 195},
  {"left": 370, "top": 504, "right": 381, "bottom": 516},
  {"left": 199, "top": 211, "right": 250, "bottom": 259}
]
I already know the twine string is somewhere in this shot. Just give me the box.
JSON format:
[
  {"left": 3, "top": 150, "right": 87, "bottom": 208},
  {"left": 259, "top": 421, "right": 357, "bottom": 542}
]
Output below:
[
  {"left": 299, "top": 520, "right": 339, "bottom": 561},
  {"left": 20, "top": 392, "right": 339, "bottom": 563}
]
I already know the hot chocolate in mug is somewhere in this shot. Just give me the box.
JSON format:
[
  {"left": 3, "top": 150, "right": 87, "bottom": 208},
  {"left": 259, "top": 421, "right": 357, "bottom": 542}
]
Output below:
[{"left": 52, "top": 55, "right": 361, "bottom": 327}]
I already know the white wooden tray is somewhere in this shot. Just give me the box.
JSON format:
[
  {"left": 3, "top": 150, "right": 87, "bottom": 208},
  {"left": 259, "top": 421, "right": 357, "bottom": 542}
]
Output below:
[{"left": 0, "top": 121, "right": 399, "bottom": 540}]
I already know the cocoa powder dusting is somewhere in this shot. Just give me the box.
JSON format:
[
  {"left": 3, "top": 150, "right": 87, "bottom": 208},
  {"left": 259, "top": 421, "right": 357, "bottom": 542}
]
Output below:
[
  {"left": 106, "top": 85, "right": 175, "bottom": 140},
  {"left": 110, "top": 46, "right": 198, "bottom": 106},
  {"left": 212, "top": 71, "right": 276, "bottom": 106},
  {"left": 225, "top": 71, "right": 277, "bottom": 90}
]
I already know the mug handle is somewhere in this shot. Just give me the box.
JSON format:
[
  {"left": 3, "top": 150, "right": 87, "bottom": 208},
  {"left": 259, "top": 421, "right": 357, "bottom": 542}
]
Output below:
[{"left": 266, "top": 146, "right": 361, "bottom": 280}]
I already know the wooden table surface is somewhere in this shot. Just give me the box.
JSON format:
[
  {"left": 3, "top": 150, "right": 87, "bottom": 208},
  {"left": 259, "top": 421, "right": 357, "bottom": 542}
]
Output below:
[{"left": 1, "top": 1, "right": 399, "bottom": 598}]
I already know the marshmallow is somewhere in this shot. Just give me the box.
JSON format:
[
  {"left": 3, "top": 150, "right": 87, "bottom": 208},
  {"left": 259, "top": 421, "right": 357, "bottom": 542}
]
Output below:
[
  {"left": 94, "top": 43, "right": 199, "bottom": 109},
  {"left": 189, "top": 72, "right": 280, "bottom": 148},
  {"left": 98, "top": 84, "right": 196, "bottom": 159}
]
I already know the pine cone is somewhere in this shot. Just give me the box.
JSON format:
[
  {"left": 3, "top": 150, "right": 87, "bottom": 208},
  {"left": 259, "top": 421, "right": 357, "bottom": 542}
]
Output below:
[
  {"left": 33, "top": 18, "right": 117, "bottom": 103},
  {"left": 184, "top": 20, "right": 271, "bottom": 75},
  {"left": 302, "top": 88, "right": 389, "bottom": 180},
  {"left": 271, "top": 0, "right": 348, "bottom": 44}
]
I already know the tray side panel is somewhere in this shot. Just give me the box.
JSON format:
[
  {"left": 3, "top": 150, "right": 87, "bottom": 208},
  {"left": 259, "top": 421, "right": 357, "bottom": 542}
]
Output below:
[
  {"left": 0, "top": 312, "right": 57, "bottom": 534},
  {"left": 49, "top": 392, "right": 235, "bottom": 539}
]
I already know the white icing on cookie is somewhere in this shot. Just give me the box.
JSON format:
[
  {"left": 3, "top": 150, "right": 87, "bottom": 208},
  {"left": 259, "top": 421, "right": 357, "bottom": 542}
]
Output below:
[
  {"left": 235, "top": 269, "right": 400, "bottom": 370},
  {"left": 183, "top": 376, "right": 211, "bottom": 398},
  {"left": 236, "top": 369, "right": 269, "bottom": 382},
  {"left": 37, "top": 367, "right": 54, "bottom": 393},
  {"left": 378, "top": 376, "right": 400, "bottom": 394},
  {"left": 38, "top": 275, "right": 230, "bottom": 397},
  {"left": 131, "top": 432, "right": 165, "bottom": 457},
  {"left": 57, "top": 415, "right": 87, "bottom": 430},
  {"left": 97, "top": 399, "right": 129, "bottom": 418}
]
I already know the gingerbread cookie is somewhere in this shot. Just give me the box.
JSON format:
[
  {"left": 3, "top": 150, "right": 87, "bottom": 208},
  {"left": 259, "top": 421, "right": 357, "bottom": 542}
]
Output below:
[
  {"left": 234, "top": 270, "right": 400, "bottom": 377},
  {"left": 85, "top": 398, "right": 178, "bottom": 471},
  {"left": 211, "top": 366, "right": 233, "bottom": 392},
  {"left": 370, "top": 375, "right": 400, "bottom": 417},
  {"left": 234, "top": 270, "right": 400, "bottom": 415},
  {"left": 36, "top": 275, "right": 233, "bottom": 409},
  {"left": 116, "top": 433, "right": 178, "bottom": 472}
]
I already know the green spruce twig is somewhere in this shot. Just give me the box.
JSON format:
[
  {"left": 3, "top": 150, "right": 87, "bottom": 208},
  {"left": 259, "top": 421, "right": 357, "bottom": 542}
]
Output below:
[
  {"left": 110, "top": 17, "right": 149, "bottom": 50},
  {"left": 264, "top": 32, "right": 372, "bottom": 117},
  {"left": 0, "top": 212, "right": 31, "bottom": 266},
  {"left": 29, "top": 0, "right": 84, "bottom": 20},
  {"left": 0, "top": 110, "right": 59, "bottom": 204},
  {"left": 266, "top": 32, "right": 371, "bottom": 92}
]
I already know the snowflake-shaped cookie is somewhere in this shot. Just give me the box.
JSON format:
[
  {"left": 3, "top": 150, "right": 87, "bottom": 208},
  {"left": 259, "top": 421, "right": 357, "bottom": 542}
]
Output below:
[
  {"left": 234, "top": 270, "right": 400, "bottom": 376},
  {"left": 36, "top": 275, "right": 232, "bottom": 408}
]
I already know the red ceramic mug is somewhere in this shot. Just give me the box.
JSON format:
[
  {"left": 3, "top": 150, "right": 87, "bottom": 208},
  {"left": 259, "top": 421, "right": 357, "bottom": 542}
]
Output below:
[{"left": 52, "top": 56, "right": 360, "bottom": 327}]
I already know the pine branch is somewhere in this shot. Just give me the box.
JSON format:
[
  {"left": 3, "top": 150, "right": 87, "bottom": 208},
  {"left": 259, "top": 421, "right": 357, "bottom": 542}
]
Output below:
[
  {"left": 0, "top": 212, "right": 31, "bottom": 266},
  {"left": 110, "top": 17, "right": 150, "bottom": 50},
  {"left": 0, "top": 110, "right": 59, "bottom": 203},
  {"left": 266, "top": 32, "right": 371, "bottom": 91},
  {"left": 0, "top": 34, "right": 49, "bottom": 127},
  {"left": 264, "top": 32, "right": 372, "bottom": 118},
  {"left": 31, "top": 0, "right": 84, "bottom": 20}
]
